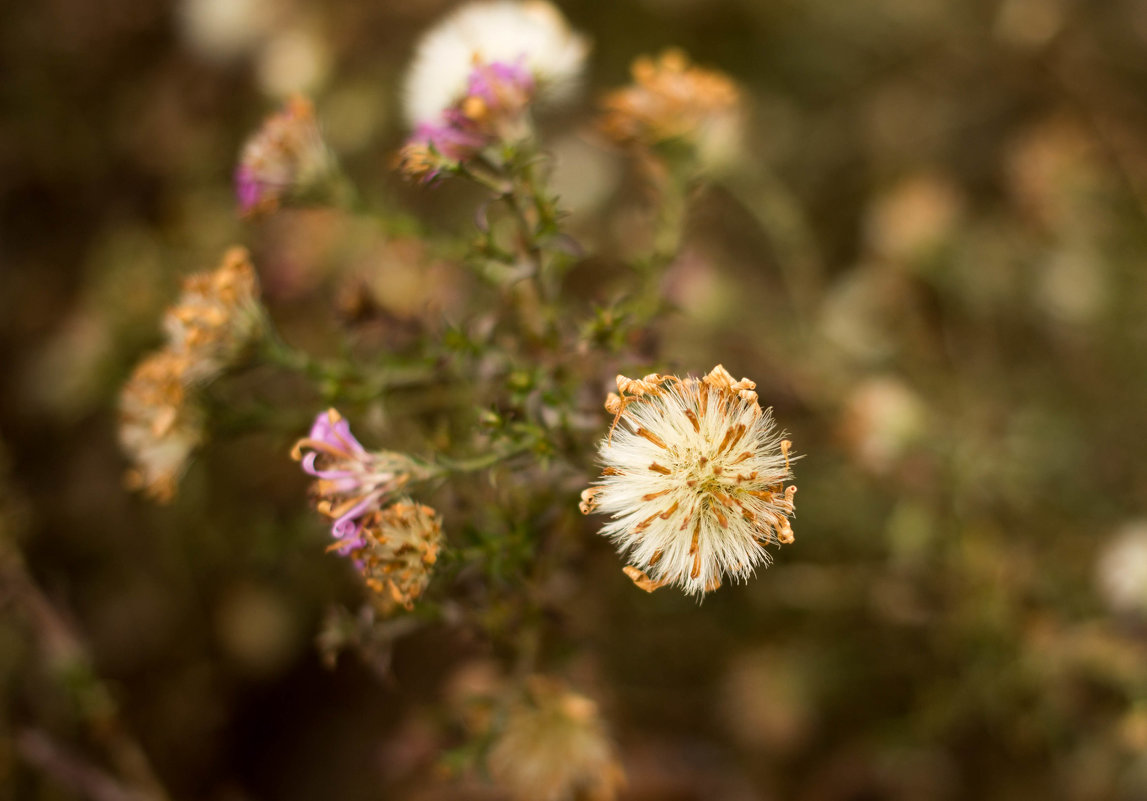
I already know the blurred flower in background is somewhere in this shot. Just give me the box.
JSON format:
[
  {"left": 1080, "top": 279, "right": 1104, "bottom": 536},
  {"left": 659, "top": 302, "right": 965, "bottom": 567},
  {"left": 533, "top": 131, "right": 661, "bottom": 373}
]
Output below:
[
  {"left": 1097, "top": 522, "right": 1147, "bottom": 617},
  {"left": 488, "top": 677, "right": 623, "bottom": 801}
]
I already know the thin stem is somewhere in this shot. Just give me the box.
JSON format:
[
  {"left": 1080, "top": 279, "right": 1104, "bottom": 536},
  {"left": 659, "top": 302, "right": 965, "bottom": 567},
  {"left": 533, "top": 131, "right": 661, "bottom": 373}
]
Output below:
[
  {"left": 433, "top": 438, "right": 537, "bottom": 475},
  {"left": 719, "top": 163, "right": 826, "bottom": 328},
  {"left": 257, "top": 311, "right": 440, "bottom": 402},
  {"left": 0, "top": 545, "right": 173, "bottom": 801}
]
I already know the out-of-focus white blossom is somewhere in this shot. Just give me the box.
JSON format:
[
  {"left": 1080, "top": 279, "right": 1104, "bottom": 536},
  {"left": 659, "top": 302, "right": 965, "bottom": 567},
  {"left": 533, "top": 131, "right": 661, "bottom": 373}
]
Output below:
[
  {"left": 1097, "top": 522, "right": 1147, "bottom": 616},
  {"left": 179, "top": 0, "right": 279, "bottom": 62},
  {"left": 401, "top": 0, "right": 588, "bottom": 128}
]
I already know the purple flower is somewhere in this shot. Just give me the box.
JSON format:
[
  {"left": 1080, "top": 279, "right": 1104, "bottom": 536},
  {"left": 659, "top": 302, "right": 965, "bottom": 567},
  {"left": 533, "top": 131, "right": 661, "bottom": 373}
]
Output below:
[
  {"left": 291, "top": 409, "right": 424, "bottom": 553},
  {"left": 396, "top": 58, "right": 539, "bottom": 181},
  {"left": 466, "top": 57, "right": 535, "bottom": 113}
]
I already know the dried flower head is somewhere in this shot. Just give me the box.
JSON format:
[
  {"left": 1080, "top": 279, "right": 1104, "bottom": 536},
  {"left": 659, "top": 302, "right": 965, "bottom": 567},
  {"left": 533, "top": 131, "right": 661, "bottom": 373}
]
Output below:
[
  {"left": 581, "top": 365, "right": 797, "bottom": 596},
  {"left": 488, "top": 677, "right": 623, "bottom": 801},
  {"left": 163, "top": 246, "right": 262, "bottom": 381},
  {"left": 598, "top": 49, "right": 743, "bottom": 168},
  {"left": 118, "top": 350, "right": 205, "bottom": 503},
  {"left": 117, "top": 246, "right": 263, "bottom": 503},
  {"left": 291, "top": 409, "right": 429, "bottom": 551},
  {"left": 235, "top": 95, "right": 335, "bottom": 217},
  {"left": 349, "top": 500, "right": 444, "bottom": 609},
  {"left": 402, "top": 0, "right": 588, "bottom": 128}
]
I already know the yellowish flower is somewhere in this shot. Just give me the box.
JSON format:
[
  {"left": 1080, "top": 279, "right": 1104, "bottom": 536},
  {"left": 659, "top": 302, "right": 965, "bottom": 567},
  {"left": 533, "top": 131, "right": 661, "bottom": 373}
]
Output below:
[{"left": 598, "top": 49, "right": 742, "bottom": 168}]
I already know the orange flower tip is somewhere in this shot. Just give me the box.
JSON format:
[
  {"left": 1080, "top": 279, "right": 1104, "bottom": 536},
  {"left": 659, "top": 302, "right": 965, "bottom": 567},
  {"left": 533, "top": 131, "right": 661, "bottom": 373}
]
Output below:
[{"left": 623, "top": 566, "right": 665, "bottom": 593}]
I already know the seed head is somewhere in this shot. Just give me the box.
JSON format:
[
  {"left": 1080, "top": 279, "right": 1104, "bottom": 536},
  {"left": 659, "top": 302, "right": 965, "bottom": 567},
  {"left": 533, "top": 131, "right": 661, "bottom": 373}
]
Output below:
[
  {"left": 349, "top": 500, "right": 443, "bottom": 610},
  {"left": 582, "top": 365, "right": 797, "bottom": 596}
]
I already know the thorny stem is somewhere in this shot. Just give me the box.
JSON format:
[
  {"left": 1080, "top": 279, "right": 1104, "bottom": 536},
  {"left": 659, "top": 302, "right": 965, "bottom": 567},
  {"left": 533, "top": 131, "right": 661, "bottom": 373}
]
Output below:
[{"left": 257, "top": 311, "right": 439, "bottom": 403}]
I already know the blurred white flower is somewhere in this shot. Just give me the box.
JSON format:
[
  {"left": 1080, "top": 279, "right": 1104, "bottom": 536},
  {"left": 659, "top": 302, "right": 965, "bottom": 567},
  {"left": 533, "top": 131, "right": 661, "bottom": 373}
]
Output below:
[
  {"left": 179, "top": 0, "right": 280, "bottom": 62},
  {"left": 256, "top": 25, "right": 332, "bottom": 97},
  {"left": 402, "top": 0, "right": 589, "bottom": 127},
  {"left": 1096, "top": 522, "right": 1147, "bottom": 615}
]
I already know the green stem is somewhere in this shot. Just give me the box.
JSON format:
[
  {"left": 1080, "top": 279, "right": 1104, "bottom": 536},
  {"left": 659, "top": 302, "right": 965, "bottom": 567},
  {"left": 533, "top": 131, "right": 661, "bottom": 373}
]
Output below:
[
  {"left": 257, "top": 311, "right": 439, "bottom": 403},
  {"left": 433, "top": 438, "right": 537, "bottom": 475}
]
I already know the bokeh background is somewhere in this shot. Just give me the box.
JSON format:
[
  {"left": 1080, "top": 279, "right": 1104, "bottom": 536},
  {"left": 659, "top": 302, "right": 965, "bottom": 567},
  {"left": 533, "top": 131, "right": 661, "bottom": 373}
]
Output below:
[{"left": 4, "top": 0, "right": 1147, "bottom": 799}]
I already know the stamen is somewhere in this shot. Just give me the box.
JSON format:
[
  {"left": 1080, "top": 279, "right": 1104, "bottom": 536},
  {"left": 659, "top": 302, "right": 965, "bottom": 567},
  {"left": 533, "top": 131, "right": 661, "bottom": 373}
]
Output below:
[
  {"left": 648, "top": 462, "right": 671, "bottom": 475},
  {"left": 635, "top": 427, "right": 668, "bottom": 449},
  {"left": 684, "top": 408, "right": 700, "bottom": 433},
  {"left": 641, "top": 489, "right": 672, "bottom": 501},
  {"left": 634, "top": 512, "right": 660, "bottom": 532}
]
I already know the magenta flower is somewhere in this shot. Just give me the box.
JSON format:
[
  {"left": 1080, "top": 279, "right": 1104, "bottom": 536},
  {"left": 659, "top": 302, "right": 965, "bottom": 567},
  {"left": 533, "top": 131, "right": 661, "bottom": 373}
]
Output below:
[
  {"left": 397, "top": 58, "right": 539, "bottom": 181},
  {"left": 466, "top": 57, "right": 535, "bottom": 116},
  {"left": 290, "top": 409, "right": 425, "bottom": 553}
]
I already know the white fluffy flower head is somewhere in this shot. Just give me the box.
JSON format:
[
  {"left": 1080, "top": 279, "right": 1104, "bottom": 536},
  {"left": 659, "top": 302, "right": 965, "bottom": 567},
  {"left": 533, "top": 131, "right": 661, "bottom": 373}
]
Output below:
[
  {"left": 581, "top": 365, "right": 797, "bottom": 597},
  {"left": 402, "top": 0, "right": 589, "bottom": 127}
]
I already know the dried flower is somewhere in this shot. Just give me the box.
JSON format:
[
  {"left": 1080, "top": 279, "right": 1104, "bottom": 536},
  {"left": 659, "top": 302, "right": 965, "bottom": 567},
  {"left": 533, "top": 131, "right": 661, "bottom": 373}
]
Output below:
[
  {"left": 291, "top": 409, "right": 428, "bottom": 551},
  {"left": 401, "top": 0, "right": 588, "bottom": 129},
  {"left": 235, "top": 95, "right": 335, "bottom": 217},
  {"left": 117, "top": 246, "right": 263, "bottom": 502},
  {"left": 488, "top": 677, "right": 623, "bottom": 801},
  {"left": 598, "top": 49, "right": 743, "bottom": 168},
  {"left": 581, "top": 365, "right": 797, "bottom": 596},
  {"left": 118, "top": 350, "right": 205, "bottom": 503},
  {"left": 349, "top": 500, "right": 444, "bottom": 609},
  {"left": 163, "top": 246, "right": 262, "bottom": 381}
]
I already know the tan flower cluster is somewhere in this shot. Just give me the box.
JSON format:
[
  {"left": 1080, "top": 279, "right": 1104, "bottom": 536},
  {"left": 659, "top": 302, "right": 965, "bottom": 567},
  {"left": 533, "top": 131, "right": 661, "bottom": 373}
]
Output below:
[
  {"left": 581, "top": 365, "right": 796, "bottom": 596},
  {"left": 598, "top": 49, "right": 742, "bottom": 165},
  {"left": 346, "top": 500, "right": 443, "bottom": 610},
  {"left": 118, "top": 351, "right": 205, "bottom": 502},
  {"left": 488, "top": 677, "right": 624, "bottom": 801},
  {"left": 163, "top": 246, "right": 262, "bottom": 381},
  {"left": 118, "top": 247, "right": 261, "bottom": 502}
]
